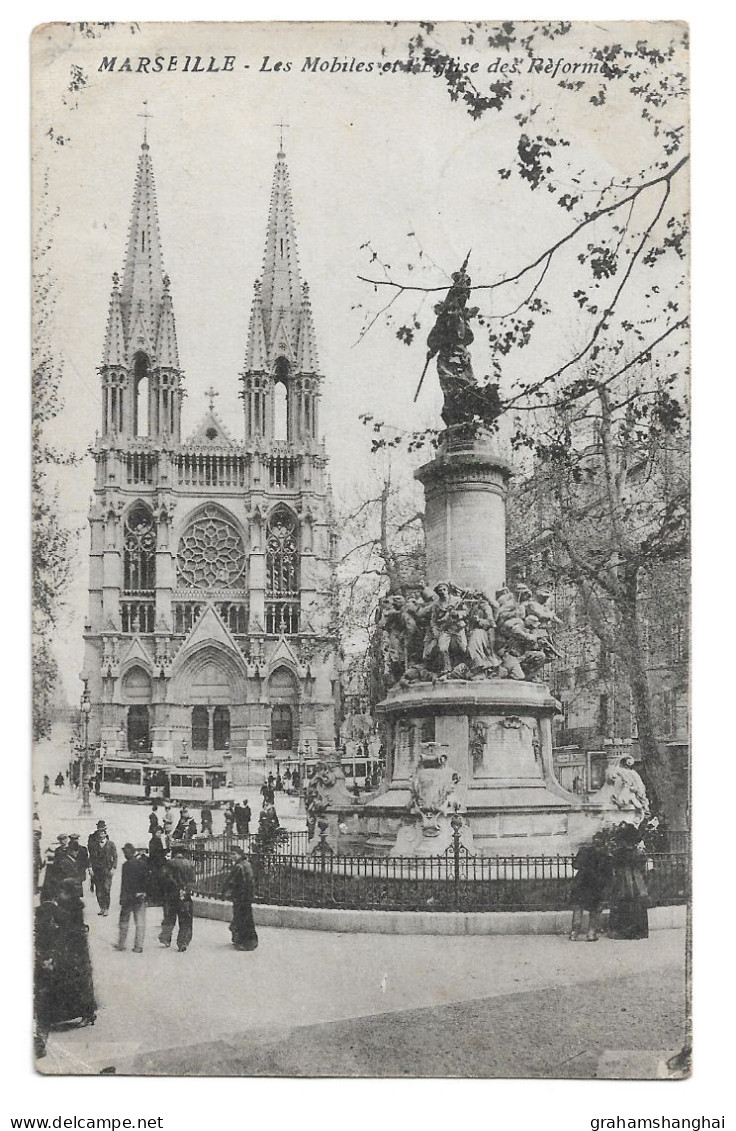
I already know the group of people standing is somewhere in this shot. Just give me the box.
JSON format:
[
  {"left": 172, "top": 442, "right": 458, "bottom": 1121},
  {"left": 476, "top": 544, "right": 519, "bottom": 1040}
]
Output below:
[
  {"left": 34, "top": 804, "right": 262, "bottom": 1057},
  {"left": 569, "top": 818, "right": 660, "bottom": 941}
]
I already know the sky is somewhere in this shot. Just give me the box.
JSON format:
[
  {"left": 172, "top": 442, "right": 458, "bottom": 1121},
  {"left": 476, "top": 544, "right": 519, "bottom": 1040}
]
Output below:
[{"left": 31, "top": 20, "right": 688, "bottom": 700}]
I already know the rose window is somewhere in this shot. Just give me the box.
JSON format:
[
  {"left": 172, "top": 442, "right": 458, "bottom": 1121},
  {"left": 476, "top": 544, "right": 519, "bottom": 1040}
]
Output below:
[{"left": 177, "top": 507, "right": 245, "bottom": 590}]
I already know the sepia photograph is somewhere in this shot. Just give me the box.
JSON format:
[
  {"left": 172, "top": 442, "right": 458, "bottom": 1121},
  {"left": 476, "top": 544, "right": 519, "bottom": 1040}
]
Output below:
[{"left": 29, "top": 19, "right": 691, "bottom": 1079}]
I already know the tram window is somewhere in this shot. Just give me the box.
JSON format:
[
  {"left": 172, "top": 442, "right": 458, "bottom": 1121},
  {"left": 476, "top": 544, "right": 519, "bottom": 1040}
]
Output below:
[
  {"left": 170, "top": 774, "right": 181, "bottom": 787},
  {"left": 192, "top": 777, "right": 204, "bottom": 788},
  {"left": 103, "top": 766, "right": 141, "bottom": 784},
  {"left": 355, "top": 763, "right": 367, "bottom": 778}
]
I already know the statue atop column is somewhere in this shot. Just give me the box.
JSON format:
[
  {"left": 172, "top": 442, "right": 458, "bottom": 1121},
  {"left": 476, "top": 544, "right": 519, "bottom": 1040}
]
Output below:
[{"left": 415, "top": 253, "right": 502, "bottom": 429}]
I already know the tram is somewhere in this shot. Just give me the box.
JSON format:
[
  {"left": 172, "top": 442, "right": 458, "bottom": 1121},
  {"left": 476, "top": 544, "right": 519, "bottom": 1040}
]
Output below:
[{"left": 98, "top": 759, "right": 233, "bottom": 805}]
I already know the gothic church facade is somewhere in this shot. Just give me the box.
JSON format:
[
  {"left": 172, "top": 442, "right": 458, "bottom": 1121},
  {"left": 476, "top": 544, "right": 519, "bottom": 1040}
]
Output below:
[{"left": 83, "top": 136, "right": 339, "bottom": 783}]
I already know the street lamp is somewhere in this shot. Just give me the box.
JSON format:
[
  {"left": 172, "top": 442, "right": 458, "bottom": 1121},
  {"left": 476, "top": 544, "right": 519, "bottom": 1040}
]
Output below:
[{"left": 79, "top": 678, "right": 93, "bottom": 816}]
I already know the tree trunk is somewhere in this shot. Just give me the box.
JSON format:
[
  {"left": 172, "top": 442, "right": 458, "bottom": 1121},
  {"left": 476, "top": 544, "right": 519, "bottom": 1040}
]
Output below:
[{"left": 617, "top": 579, "right": 677, "bottom": 823}]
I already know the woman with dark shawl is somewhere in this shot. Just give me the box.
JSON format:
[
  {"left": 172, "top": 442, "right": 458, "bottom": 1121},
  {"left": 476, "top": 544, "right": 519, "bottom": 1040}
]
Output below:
[
  {"left": 569, "top": 843, "right": 613, "bottom": 941},
  {"left": 222, "top": 846, "right": 259, "bottom": 951},
  {"left": 35, "top": 878, "right": 96, "bottom": 1054},
  {"left": 608, "top": 822, "right": 651, "bottom": 939}
]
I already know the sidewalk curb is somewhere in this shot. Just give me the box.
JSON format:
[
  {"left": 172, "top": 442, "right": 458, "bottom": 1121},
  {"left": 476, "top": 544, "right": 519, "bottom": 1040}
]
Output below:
[{"left": 194, "top": 898, "right": 686, "bottom": 935}]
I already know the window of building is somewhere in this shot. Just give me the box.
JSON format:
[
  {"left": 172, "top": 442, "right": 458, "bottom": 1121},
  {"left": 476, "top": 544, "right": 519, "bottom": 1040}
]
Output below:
[
  {"left": 192, "top": 706, "right": 209, "bottom": 750},
  {"left": 273, "top": 357, "right": 290, "bottom": 440},
  {"left": 266, "top": 507, "right": 299, "bottom": 634},
  {"left": 127, "top": 705, "right": 150, "bottom": 752},
  {"left": 598, "top": 693, "right": 609, "bottom": 735},
  {"left": 213, "top": 706, "right": 230, "bottom": 751},
  {"left": 133, "top": 352, "right": 150, "bottom": 438},
  {"left": 271, "top": 705, "right": 293, "bottom": 750},
  {"left": 123, "top": 506, "right": 156, "bottom": 593},
  {"left": 177, "top": 506, "right": 246, "bottom": 590}
]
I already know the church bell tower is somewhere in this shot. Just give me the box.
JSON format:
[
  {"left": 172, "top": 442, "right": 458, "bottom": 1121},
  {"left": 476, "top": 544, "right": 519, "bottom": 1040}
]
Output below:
[{"left": 84, "top": 130, "right": 339, "bottom": 785}]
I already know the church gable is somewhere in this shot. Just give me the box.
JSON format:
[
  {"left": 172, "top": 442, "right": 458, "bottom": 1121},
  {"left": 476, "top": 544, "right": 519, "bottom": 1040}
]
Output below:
[
  {"left": 182, "top": 408, "right": 237, "bottom": 449},
  {"left": 268, "top": 635, "right": 301, "bottom": 672},
  {"left": 118, "top": 636, "right": 155, "bottom": 673},
  {"left": 174, "top": 604, "right": 244, "bottom": 664}
]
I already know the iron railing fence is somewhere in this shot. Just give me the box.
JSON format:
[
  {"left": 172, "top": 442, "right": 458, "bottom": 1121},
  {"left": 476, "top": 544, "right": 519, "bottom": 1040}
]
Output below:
[
  {"left": 186, "top": 846, "right": 689, "bottom": 914},
  {"left": 204, "top": 830, "right": 310, "bottom": 854}
]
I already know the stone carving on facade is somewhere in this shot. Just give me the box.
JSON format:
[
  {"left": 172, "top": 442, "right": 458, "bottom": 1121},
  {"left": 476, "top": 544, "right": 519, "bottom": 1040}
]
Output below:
[
  {"left": 469, "top": 719, "right": 489, "bottom": 772},
  {"left": 377, "top": 581, "right": 562, "bottom": 687},
  {"left": 605, "top": 756, "right": 650, "bottom": 815},
  {"left": 391, "top": 747, "right": 476, "bottom": 857},
  {"left": 305, "top": 760, "right": 353, "bottom": 840},
  {"left": 101, "top": 635, "right": 119, "bottom": 679},
  {"left": 422, "top": 258, "right": 502, "bottom": 429}
]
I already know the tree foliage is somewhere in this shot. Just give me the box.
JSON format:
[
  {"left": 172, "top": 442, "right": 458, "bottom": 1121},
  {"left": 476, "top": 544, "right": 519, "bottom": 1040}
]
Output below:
[{"left": 354, "top": 22, "right": 690, "bottom": 818}]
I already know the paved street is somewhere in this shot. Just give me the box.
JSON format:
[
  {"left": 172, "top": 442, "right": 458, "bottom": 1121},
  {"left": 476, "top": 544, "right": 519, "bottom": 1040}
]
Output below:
[
  {"left": 34, "top": 728, "right": 688, "bottom": 1078},
  {"left": 38, "top": 885, "right": 687, "bottom": 1077}
]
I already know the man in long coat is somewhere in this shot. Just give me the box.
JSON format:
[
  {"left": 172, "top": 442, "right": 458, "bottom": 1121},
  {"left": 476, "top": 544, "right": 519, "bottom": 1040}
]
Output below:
[
  {"left": 158, "top": 843, "right": 195, "bottom": 952},
  {"left": 87, "top": 822, "right": 118, "bottom": 916}
]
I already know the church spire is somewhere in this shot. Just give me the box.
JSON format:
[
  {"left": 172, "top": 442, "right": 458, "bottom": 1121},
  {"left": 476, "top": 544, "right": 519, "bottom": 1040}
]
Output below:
[
  {"left": 242, "top": 145, "right": 323, "bottom": 447},
  {"left": 259, "top": 147, "right": 303, "bottom": 358},
  {"left": 120, "top": 139, "right": 166, "bottom": 345},
  {"left": 99, "top": 134, "right": 183, "bottom": 442}
]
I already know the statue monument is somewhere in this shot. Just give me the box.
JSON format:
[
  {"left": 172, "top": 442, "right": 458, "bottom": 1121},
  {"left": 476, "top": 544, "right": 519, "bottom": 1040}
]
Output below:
[{"left": 342, "top": 258, "right": 649, "bottom": 856}]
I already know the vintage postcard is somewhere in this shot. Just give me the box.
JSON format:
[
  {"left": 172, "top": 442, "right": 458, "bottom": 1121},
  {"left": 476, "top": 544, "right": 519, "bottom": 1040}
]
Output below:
[{"left": 31, "top": 20, "right": 690, "bottom": 1078}]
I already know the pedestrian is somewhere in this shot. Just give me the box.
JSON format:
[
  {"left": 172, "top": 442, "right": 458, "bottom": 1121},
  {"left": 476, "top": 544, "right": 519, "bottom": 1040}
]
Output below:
[
  {"left": 148, "top": 803, "right": 160, "bottom": 835},
  {"left": 568, "top": 842, "right": 612, "bottom": 941},
  {"left": 609, "top": 823, "right": 651, "bottom": 939},
  {"left": 200, "top": 804, "right": 213, "bottom": 837},
  {"left": 147, "top": 827, "right": 169, "bottom": 906},
  {"left": 67, "top": 833, "right": 90, "bottom": 886},
  {"left": 43, "top": 774, "right": 51, "bottom": 795},
  {"left": 87, "top": 821, "right": 118, "bottom": 916},
  {"left": 39, "top": 847, "right": 58, "bottom": 902},
  {"left": 222, "top": 846, "right": 258, "bottom": 951},
  {"left": 159, "top": 842, "right": 195, "bottom": 952},
  {"left": 115, "top": 843, "right": 149, "bottom": 953},
  {"left": 34, "top": 877, "right": 97, "bottom": 1055},
  {"left": 275, "top": 772, "right": 283, "bottom": 792},
  {"left": 173, "top": 807, "right": 190, "bottom": 842},
  {"left": 53, "top": 834, "right": 81, "bottom": 887},
  {"left": 54, "top": 772, "right": 65, "bottom": 789},
  {"left": 162, "top": 800, "right": 176, "bottom": 837},
  {"left": 233, "top": 800, "right": 245, "bottom": 835},
  {"left": 241, "top": 800, "right": 251, "bottom": 837}
]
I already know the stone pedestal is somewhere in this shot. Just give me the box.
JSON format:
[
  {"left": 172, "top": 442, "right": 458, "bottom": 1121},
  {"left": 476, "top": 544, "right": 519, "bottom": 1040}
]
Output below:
[
  {"left": 415, "top": 425, "right": 511, "bottom": 597},
  {"left": 341, "top": 425, "right": 643, "bottom": 857},
  {"left": 366, "top": 680, "right": 575, "bottom": 855}
]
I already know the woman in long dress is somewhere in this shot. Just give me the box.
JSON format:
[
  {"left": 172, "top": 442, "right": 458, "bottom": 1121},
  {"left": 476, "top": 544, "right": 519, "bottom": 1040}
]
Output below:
[
  {"left": 608, "top": 823, "right": 650, "bottom": 939},
  {"left": 35, "top": 878, "right": 96, "bottom": 1054},
  {"left": 223, "top": 846, "right": 258, "bottom": 951}
]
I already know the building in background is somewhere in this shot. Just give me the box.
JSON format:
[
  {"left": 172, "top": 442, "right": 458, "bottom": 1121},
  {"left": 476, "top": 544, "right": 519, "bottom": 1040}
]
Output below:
[{"left": 83, "top": 134, "right": 339, "bottom": 785}]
